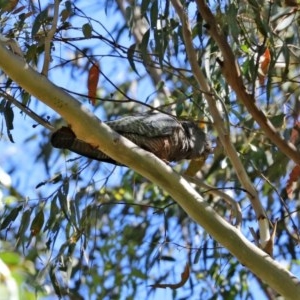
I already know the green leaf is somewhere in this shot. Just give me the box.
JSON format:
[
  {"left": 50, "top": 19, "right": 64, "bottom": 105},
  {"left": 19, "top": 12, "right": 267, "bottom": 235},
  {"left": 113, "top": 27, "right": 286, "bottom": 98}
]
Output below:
[
  {"left": 50, "top": 265, "right": 62, "bottom": 298},
  {"left": 4, "top": 101, "right": 14, "bottom": 143},
  {"left": 0, "top": 98, "right": 5, "bottom": 112},
  {"left": 0, "top": 205, "right": 23, "bottom": 230},
  {"left": 125, "top": 6, "right": 132, "bottom": 25},
  {"left": 16, "top": 209, "right": 32, "bottom": 246},
  {"left": 58, "top": 188, "right": 70, "bottom": 217},
  {"left": 160, "top": 255, "right": 176, "bottom": 262},
  {"left": 69, "top": 198, "right": 78, "bottom": 226},
  {"left": 61, "top": 0, "right": 73, "bottom": 22},
  {"left": 150, "top": 0, "right": 158, "bottom": 29},
  {"left": 82, "top": 23, "right": 92, "bottom": 38},
  {"left": 127, "top": 43, "right": 140, "bottom": 75},
  {"left": 140, "top": 29, "right": 150, "bottom": 53},
  {"left": 240, "top": 44, "right": 249, "bottom": 54},
  {"left": 154, "top": 28, "right": 167, "bottom": 67},
  {"left": 140, "top": 29, "right": 150, "bottom": 65},
  {"left": 141, "top": 0, "right": 151, "bottom": 16},
  {"left": 30, "top": 209, "right": 45, "bottom": 236},
  {"left": 31, "top": 9, "right": 48, "bottom": 38},
  {"left": 226, "top": 3, "right": 240, "bottom": 40},
  {"left": 65, "top": 0, "right": 72, "bottom": 12},
  {"left": 0, "top": 252, "right": 21, "bottom": 265},
  {"left": 281, "top": 43, "right": 290, "bottom": 78},
  {"left": 194, "top": 248, "right": 202, "bottom": 264},
  {"left": 269, "top": 114, "right": 285, "bottom": 128},
  {"left": 132, "top": 268, "right": 147, "bottom": 279},
  {"left": 21, "top": 91, "right": 31, "bottom": 106},
  {"left": 44, "top": 197, "right": 60, "bottom": 233},
  {"left": 176, "top": 102, "right": 184, "bottom": 117}
]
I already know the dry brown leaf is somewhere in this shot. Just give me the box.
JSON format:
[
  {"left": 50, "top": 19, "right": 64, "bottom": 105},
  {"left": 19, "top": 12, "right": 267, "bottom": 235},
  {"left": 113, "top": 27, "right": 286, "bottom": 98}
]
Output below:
[
  {"left": 290, "top": 121, "right": 300, "bottom": 144},
  {"left": 262, "top": 220, "right": 278, "bottom": 257},
  {"left": 258, "top": 48, "right": 271, "bottom": 85},
  {"left": 87, "top": 62, "right": 100, "bottom": 105},
  {"left": 149, "top": 263, "right": 190, "bottom": 290},
  {"left": 286, "top": 165, "right": 300, "bottom": 199}
]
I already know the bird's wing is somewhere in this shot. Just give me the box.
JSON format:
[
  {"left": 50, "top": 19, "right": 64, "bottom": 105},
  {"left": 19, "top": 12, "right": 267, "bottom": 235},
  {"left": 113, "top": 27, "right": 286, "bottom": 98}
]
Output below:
[{"left": 105, "top": 113, "right": 182, "bottom": 137}]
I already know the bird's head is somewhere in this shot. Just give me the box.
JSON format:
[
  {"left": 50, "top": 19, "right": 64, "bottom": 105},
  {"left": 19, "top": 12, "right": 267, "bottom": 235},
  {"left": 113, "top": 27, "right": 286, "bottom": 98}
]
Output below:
[{"left": 181, "top": 121, "right": 211, "bottom": 159}]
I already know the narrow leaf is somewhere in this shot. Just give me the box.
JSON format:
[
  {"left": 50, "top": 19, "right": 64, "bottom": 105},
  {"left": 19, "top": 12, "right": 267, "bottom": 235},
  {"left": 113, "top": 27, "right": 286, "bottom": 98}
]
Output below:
[
  {"left": 50, "top": 265, "right": 62, "bottom": 297},
  {"left": 258, "top": 48, "right": 271, "bottom": 85},
  {"left": 0, "top": 205, "right": 23, "bottom": 230},
  {"left": 44, "top": 196, "right": 60, "bottom": 232},
  {"left": 87, "top": 62, "right": 100, "bottom": 105},
  {"left": 141, "top": 0, "right": 151, "bottom": 16},
  {"left": 286, "top": 165, "right": 300, "bottom": 199},
  {"left": 16, "top": 209, "right": 32, "bottom": 246},
  {"left": 194, "top": 248, "right": 202, "bottom": 264},
  {"left": 4, "top": 101, "right": 14, "bottom": 143},
  {"left": 127, "top": 43, "right": 139, "bottom": 75},
  {"left": 150, "top": 0, "right": 158, "bottom": 29},
  {"left": 31, "top": 9, "right": 48, "bottom": 38},
  {"left": 30, "top": 209, "right": 45, "bottom": 236},
  {"left": 160, "top": 255, "right": 176, "bottom": 262},
  {"left": 140, "top": 29, "right": 150, "bottom": 54}
]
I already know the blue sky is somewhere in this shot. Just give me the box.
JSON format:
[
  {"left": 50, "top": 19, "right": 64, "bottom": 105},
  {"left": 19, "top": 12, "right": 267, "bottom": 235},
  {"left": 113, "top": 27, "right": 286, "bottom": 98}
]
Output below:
[{"left": 0, "top": 1, "right": 295, "bottom": 299}]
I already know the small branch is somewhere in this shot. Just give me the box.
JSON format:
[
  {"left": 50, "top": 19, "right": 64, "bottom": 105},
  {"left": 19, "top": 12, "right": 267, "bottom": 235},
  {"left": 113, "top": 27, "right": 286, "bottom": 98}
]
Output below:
[
  {"left": 196, "top": 0, "right": 300, "bottom": 165},
  {"left": 0, "top": 91, "right": 55, "bottom": 131},
  {"left": 170, "top": 0, "right": 270, "bottom": 247},
  {"left": 41, "top": 0, "right": 60, "bottom": 76},
  {"left": 184, "top": 175, "right": 242, "bottom": 229}
]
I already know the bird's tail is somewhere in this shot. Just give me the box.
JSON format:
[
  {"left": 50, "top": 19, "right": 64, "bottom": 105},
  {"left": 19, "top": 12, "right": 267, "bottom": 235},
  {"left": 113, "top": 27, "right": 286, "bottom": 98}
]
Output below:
[{"left": 51, "top": 127, "right": 118, "bottom": 164}]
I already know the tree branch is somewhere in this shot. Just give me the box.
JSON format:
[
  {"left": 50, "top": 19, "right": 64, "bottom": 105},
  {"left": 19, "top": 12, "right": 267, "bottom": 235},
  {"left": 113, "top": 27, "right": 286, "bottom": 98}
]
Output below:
[
  {"left": 41, "top": 0, "right": 60, "bottom": 76},
  {"left": 170, "top": 0, "right": 270, "bottom": 248},
  {"left": 0, "top": 92, "right": 55, "bottom": 131},
  {"left": 184, "top": 175, "right": 242, "bottom": 228},
  {"left": 196, "top": 0, "right": 300, "bottom": 165},
  {"left": 0, "top": 42, "right": 299, "bottom": 299}
]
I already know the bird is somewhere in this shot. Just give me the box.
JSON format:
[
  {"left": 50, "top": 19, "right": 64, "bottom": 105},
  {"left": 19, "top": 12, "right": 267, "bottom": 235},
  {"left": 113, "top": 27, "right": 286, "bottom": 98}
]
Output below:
[{"left": 50, "top": 113, "right": 211, "bottom": 165}]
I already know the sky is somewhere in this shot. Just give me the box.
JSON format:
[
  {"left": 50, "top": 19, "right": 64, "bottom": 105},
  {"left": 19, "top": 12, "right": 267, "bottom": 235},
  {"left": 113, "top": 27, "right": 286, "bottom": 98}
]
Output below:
[{"left": 0, "top": 1, "right": 294, "bottom": 299}]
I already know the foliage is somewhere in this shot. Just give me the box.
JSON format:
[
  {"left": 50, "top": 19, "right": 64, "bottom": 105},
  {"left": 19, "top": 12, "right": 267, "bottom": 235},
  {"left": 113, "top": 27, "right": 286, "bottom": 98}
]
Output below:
[{"left": 0, "top": 0, "right": 300, "bottom": 299}]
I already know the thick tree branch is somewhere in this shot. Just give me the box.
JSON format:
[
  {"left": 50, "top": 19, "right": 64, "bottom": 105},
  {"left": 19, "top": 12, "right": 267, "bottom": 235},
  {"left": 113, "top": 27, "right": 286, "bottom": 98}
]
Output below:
[
  {"left": 0, "top": 43, "right": 299, "bottom": 299},
  {"left": 170, "top": 0, "right": 270, "bottom": 248},
  {"left": 196, "top": 0, "right": 300, "bottom": 165}
]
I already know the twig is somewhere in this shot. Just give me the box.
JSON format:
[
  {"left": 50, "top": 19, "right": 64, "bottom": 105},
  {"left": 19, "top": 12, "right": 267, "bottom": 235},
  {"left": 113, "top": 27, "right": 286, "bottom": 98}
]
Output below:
[
  {"left": 0, "top": 91, "right": 55, "bottom": 131},
  {"left": 41, "top": 0, "right": 60, "bottom": 76},
  {"left": 170, "top": 0, "right": 270, "bottom": 248}
]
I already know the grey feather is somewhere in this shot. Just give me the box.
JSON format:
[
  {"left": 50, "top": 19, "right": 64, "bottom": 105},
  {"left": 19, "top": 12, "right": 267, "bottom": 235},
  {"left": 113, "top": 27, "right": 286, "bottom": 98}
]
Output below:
[
  {"left": 51, "top": 113, "right": 211, "bottom": 165},
  {"left": 105, "top": 113, "right": 181, "bottom": 137}
]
